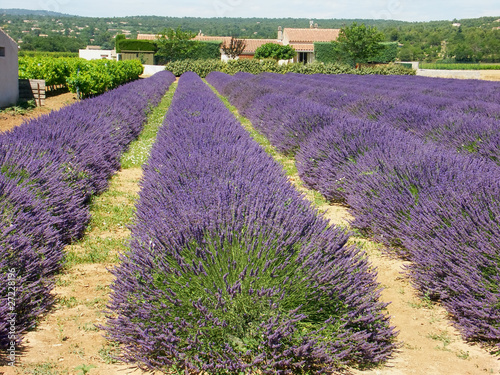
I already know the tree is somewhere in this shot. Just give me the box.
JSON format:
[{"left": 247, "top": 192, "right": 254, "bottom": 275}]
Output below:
[
  {"left": 254, "top": 43, "right": 295, "bottom": 61},
  {"left": 155, "top": 27, "right": 198, "bottom": 63},
  {"left": 221, "top": 36, "right": 246, "bottom": 59},
  {"left": 337, "top": 22, "right": 385, "bottom": 67}
]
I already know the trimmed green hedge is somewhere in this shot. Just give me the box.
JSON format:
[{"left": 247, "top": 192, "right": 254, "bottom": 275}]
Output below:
[
  {"left": 314, "top": 41, "right": 398, "bottom": 64},
  {"left": 155, "top": 40, "right": 222, "bottom": 63},
  {"left": 163, "top": 58, "right": 415, "bottom": 78},
  {"left": 189, "top": 41, "right": 222, "bottom": 60},
  {"left": 119, "top": 39, "right": 156, "bottom": 52},
  {"left": 314, "top": 42, "right": 345, "bottom": 64},
  {"left": 419, "top": 63, "right": 500, "bottom": 70},
  {"left": 368, "top": 42, "right": 399, "bottom": 63}
]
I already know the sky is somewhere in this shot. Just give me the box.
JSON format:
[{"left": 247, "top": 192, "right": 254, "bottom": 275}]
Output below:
[{"left": 5, "top": 0, "right": 500, "bottom": 21}]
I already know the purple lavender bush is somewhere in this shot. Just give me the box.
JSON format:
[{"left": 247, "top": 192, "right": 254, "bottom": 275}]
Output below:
[
  {"left": 104, "top": 72, "right": 396, "bottom": 374},
  {"left": 0, "top": 71, "right": 176, "bottom": 355}
]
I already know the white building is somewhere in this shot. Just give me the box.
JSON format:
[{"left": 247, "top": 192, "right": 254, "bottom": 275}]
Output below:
[
  {"left": 0, "top": 28, "right": 19, "bottom": 108},
  {"left": 79, "top": 46, "right": 117, "bottom": 60}
]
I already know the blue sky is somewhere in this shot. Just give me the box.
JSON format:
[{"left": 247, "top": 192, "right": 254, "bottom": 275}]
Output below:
[{"left": 6, "top": 0, "right": 500, "bottom": 21}]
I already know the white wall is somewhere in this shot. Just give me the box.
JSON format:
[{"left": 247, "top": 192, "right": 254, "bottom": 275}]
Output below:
[
  {"left": 79, "top": 49, "right": 117, "bottom": 60},
  {"left": 142, "top": 65, "right": 166, "bottom": 77},
  {"left": 0, "top": 30, "right": 19, "bottom": 108},
  {"left": 416, "top": 69, "right": 481, "bottom": 80}
]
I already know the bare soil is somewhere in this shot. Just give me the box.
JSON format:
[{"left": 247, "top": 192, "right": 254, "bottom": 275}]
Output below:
[{"left": 0, "top": 91, "right": 78, "bottom": 133}]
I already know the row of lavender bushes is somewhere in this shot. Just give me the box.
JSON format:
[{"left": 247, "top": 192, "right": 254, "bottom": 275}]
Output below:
[
  {"left": 0, "top": 71, "right": 176, "bottom": 355},
  {"left": 104, "top": 72, "right": 396, "bottom": 374},
  {"left": 211, "top": 72, "right": 500, "bottom": 165},
  {"left": 206, "top": 72, "right": 500, "bottom": 347}
]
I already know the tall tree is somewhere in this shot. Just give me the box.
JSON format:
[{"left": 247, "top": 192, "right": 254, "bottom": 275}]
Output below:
[
  {"left": 337, "top": 22, "right": 385, "bottom": 67},
  {"left": 221, "top": 37, "right": 246, "bottom": 59}
]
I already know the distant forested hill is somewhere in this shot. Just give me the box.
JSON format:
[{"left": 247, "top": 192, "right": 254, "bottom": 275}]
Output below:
[
  {"left": 0, "top": 8, "right": 72, "bottom": 16},
  {"left": 1, "top": 10, "right": 499, "bottom": 61}
]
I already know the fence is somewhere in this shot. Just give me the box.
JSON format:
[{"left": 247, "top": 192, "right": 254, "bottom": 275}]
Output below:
[{"left": 19, "top": 79, "right": 46, "bottom": 106}]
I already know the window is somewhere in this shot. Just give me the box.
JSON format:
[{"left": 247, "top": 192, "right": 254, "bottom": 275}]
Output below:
[
  {"left": 0, "top": 47, "right": 5, "bottom": 57},
  {"left": 298, "top": 52, "right": 308, "bottom": 64}
]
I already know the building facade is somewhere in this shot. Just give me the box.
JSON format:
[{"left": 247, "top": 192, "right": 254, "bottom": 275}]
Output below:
[{"left": 0, "top": 28, "right": 19, "bottom": 108}]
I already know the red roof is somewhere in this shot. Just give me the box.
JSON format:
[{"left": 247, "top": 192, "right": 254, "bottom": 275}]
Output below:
[
  {"left": 193, "top": 35, "right": 231, "bottom": 43},
  {"left": 240, "top": 39, "right": 281, "bottom": 54},
  {"left": 283, "top": 28, "right": 340, "bottom": 43}
]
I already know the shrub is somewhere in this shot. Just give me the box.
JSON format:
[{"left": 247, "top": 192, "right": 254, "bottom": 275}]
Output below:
[
  {"left": 118, "top": 39, "right": 156, "bottom": 52},
  {"left": 208, "top": 70, "right": 500, "bottom": 346},
  {"left": 163, "top": 59, "right": 414, "bottom": 77}
]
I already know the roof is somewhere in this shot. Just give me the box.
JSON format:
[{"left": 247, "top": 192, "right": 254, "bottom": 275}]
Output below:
[
  {"left": 283, "top": 28, "right": 340, "bottom": 43},
  {"left": 289, "top": 43, "right": 314, "bottom": 52},
  {"left": 241, "top": 39, "right": 281, "bottom": 53},
  {"left": 0, "top": 27, "right": 18, "bottom": 47},
  {"left": 137, "top": 33, "right": 157, "bottom": 40},
  {"left": 194, "top": 36, "right": 281, "bottom": 54},
  {"left": 193, "top": 35, "right": 231, "bottom": 43}
]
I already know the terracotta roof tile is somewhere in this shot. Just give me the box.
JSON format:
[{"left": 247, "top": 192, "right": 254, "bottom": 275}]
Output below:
[
  {"left": 193, "top": 35, "right": 231, "bottom": 43},
  {"left": 284, "top": 28, "right": 340, "bottom": 43},
  {"left": 240, "top": 39, "right": 281, "bottom": 53},
  {"left": 289, "top": 43, "right": 314, "bottom": 52}
]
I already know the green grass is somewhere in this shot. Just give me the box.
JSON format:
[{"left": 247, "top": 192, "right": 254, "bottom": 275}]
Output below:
[
  {"left": 64, "top": 84, "right": 177, "bottom": 267},
  {"left": 420, "top": 63, "right": 500, "bottom": 70},
  {"left": 121, "top": 83, "right": 178, "bottom": 169},
  {"left": 0, "top": 99, "right": 37, "bottom": 115}
]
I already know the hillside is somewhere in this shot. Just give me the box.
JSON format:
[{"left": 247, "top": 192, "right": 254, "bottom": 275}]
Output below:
[{"left": 1, "top": 10, "right": 499, "bottom": 62}]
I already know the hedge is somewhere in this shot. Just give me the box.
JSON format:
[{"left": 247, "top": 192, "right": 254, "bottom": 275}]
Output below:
[
  {"left": 118, "top": 39, "right": 156, "bottom": 52},
  {"left": 164, "top": 58, "right": 415, "bottom": 77},
  {"left": 314, "top": 42, "right": 398, "bottom": 64}
]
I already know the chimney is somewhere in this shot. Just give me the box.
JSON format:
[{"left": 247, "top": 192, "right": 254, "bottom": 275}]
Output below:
[
  {"left": 277, "top": 26, "right": 283, "bottom": 41},
  {"left": 314, "top": 23, "right": 318, "bottom": 29},
  {"left": 309, "top": 20, "right": 314, "bottom": 29}
]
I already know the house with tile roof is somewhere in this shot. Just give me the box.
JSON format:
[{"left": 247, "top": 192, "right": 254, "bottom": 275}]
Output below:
[
  {"left": 194, "top": 34, "right": 281, "bottom": 61},
  {"left": 135, "top": 22, "right": 340, "bottom": 64},
  {"left": 0, "top": 28, "right": 19, "bottom": 108},
  {"left": 281, "top": 25, "right": 340, "bottom": 63}
]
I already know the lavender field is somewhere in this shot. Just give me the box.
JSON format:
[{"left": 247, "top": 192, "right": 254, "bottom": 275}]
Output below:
[
  {"left": 207, "top": 71, "right": 500, "bottom": 348},
  {"left": 2, "top": 69, "right": 499, "bottom": 374}
]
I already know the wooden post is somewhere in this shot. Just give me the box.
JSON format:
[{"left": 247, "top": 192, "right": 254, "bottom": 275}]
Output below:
[{"left": 37, "top": 83, "right": 42, "bottom": 107}]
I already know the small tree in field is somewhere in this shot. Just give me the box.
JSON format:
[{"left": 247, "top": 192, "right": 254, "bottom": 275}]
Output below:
[
  {"left": 337, "top": 22, "right": 384, "bottom": 67},
  {"left": 222, "top": 37, "right": 246, "bottom": 59},
  {"left": 254, "top": 43, "right": 296, "bottom": 61}
]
